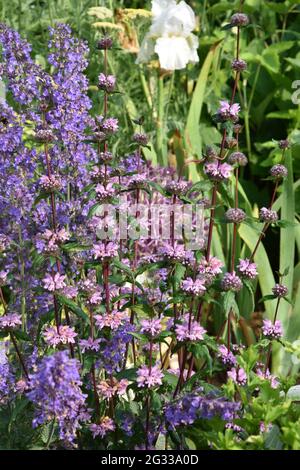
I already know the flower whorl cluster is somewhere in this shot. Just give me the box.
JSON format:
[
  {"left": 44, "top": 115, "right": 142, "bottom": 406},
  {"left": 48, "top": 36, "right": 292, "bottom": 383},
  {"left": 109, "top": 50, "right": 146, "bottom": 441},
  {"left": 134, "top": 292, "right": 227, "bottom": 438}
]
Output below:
[
  {"left": 218, "top": 345, "right": 237, "bottom": 367},
  {"left": 175, "top": 314, "right": 206, "bottom": 342},
  {"left": 27, "top": 351, "right": 88, "bottom": 445},
  {"left": 228, "top": 151, "right": 248, "bottom": 167},
  {"left": 0, "top": 313, "right": 22, "bottom": 330},
  {"left": 204, "top": 161, "right": 233, "bottom": 181},
  {"left": 165, "top": 389, "right": 240, "bottom": 428},
  {"left": 225, "top": 208, "right": 246, "bottom": 224},
  {"left": 262, "top": 319, "right": 283, "bottom": 340},
  {"left": 270, "top": 164, "right": 288, "bottom": 180},
  {"left": 272, "top": 284, "right": 288, "bottom": 298},
  {"left": 221, "top": 272, "right": 243, "bottom": 292},
  {"left": 259, "top": 207, "right": 278, "bottom": 223},
  {"left": 181, "top": 277, "right": 206, "bottom": 296},
  {"left": 136, "top": 364, "right": 164, "bottom": 388},
  {"left": 98, "top": 73, "right": 116, "bottom": 93},
  {"left": 237, "top": 259, "right": 258, "bottom": 279},
  {"left": 217, "top": 100, "right": 240, "bottom": 122}
]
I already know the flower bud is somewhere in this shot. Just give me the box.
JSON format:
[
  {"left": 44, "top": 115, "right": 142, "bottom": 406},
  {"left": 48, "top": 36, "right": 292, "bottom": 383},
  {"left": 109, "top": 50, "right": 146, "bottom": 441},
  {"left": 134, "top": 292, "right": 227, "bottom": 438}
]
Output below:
[
  {"left": 225, "top": 208, "right": 246, "bottom": 224},
  {"left": 270, "top": 164, "right": 288, "bottom": 180},
  {"left": 259, "top": 207, "right": 278, "bottom": 223},
  {"left": 97, "top": 37, "right": 113, "bottom": 50},
  {"left": 228, "top": 151, "right": 248, "bottom": 166},
  {"left": 230, "top": 13, "right": 249, "bottom": 27},
  {"left": 231, "top": 59, "right": 247, "bottom": 71},
  {"left": 272, "top": 284, "right": 288, "bottom": 298}
]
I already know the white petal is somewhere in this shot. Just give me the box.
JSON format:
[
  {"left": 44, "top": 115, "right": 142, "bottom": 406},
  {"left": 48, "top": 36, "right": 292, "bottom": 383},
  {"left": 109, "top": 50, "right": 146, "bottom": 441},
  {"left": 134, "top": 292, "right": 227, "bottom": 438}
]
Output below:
[
  {"left": 186, "top": 33, "right": 199, "bottom": 64},
  {"left": 155, "top": 36, "right": 197, "bottom": 70},
  {"left": 136, "top": 34, "right": 155, "bottom": 64},
  {"left": 151, "top": 0, "right": 176, "bottom": 18},
  {"left": 152, "top": 0, "right": 196, "bottom": 37}
]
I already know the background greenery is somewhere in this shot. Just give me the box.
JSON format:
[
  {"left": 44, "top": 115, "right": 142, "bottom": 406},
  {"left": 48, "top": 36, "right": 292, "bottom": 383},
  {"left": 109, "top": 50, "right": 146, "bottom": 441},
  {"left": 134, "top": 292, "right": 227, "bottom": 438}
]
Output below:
[{"left": 0, "top": 0, "right": 299, "bottom": 372}]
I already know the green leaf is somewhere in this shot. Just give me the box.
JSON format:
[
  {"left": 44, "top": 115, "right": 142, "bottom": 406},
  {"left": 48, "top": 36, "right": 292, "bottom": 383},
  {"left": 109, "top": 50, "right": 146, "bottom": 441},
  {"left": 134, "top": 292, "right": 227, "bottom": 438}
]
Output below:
[
  {"left": 62, "top": 242, "right": 91, "bottom": 252},
  {"left": 13, "top": 330, "right": 31, "bottom": 341},
  {"left": 260, "top": 49, "right": 280, "bottom": 75},
  {"left": 259, "top": 294, "right": 277, "bottom": 303},
  {"left": 113, "top": 260, "right": 135, "bottom": 279},
  {"left": 57, "top": 295, "right": 89, "bottom": 323},
  {"left": 173, "top": 263, "right": 186, "bottom": 289},
  {"left": 239, "top": 224, "right": 276, "bottom": 319},
  {"left": 184, "top": 41, "right": 222, "bottom": 180},
  {"left": 286, "top": 385, "right": 300, "bottom": 402},
  {"left": 116, "top": 368, "right": 137, "bottom": 381},
  {"left": 264, "top": 424, "right": 283, "bottom": 450}
]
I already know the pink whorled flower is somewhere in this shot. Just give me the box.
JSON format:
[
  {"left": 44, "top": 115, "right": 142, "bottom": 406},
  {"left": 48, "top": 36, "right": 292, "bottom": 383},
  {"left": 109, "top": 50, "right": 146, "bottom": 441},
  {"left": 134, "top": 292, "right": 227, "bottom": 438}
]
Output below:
[
  {"left": 204, "top": 161, "right": 233, "bottom": 182},
  {"left": 159, "top": 243, "right": 194, "bottom": 266},
  {"left": 79, "top": 337, "right": 102, "bottom": 353},
  {"left": 175, "top": 314, "right": 206, "bottom": 342},
  {"left": 256, "top": 366, "right": 279, "bottom": 389},
  {"left": 140, "top": 318, "right": 162, "bottom": 337},
  {"left": 61, "top": 286, "right": 78, "bottom": 299},
  {"left": 181, "top": 277, "right": 206, "bottom": 296},
  {"left": 218, "top": 345, "right": 237, "bottom": 367},
  {"left": 227, "top": 366, "right": 247, "bottom": 386},
  {"left": 95, "top": 182, "right": 115, "bottom": 202},
  {"left": 0, "top": 313, "right": 22, "bottom": 329},
  {"left": 217, "top": 100, "right": 240, "bottom": 121},
  {"left": 137, "top": 364, "right": 164, "bottom": 388},
  {"left": 97, "top": 378, "right": 128, "bottom": 399},
  {"left": 92, "top": 241, "right": 118, "bottom": 261},
  {"left": 42, "top": 273, "right": 66, "bottom": 292},
  {"left": 89, "top": 417, "right": 115, "bottom": 438},
  {"left": 98, "top": 73, "right": 116, "bottom": 93},
  {"left": 262, "top": 319, "right": 283, "bottom": 340},
  {"left": 198, "top": 256, "right": 223, "bottom": 285},
  {"left": 94, "top": 310, "right": 127, "bottom": 330},
  {"left": 0, "top": 270, "right": 8, "bottom": 286},
  {"left": 237, "top": 258, "right": 258, "bottom": 279},
  {"left": 43, "top": 325, "right": 77, "bottom": 346}
]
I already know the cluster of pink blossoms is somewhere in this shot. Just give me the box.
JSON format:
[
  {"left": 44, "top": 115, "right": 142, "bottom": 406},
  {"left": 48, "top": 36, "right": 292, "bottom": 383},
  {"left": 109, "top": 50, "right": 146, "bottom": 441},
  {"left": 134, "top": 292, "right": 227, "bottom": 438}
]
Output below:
[
  {"left": 204, "top": 161, "right": 233, "bottom": 182},
  {"left": 43, "top": 325, "right": 77, "bottom": 346},
  {"left": 175, "top": 314, "right": 206, "bottom": 342},
  {"left": 262, "top": 319, "right": 283, "bottom": 340},
  {"left": 140, "top": 318, "right": 162, "bottom": 337},
  {"left": 79, "top": 337, "right": 102, "bottom": 353},
  {"left": 89, "top": 417, "right": 115, "bottom": 438},
  {"left": 94, "top": 310, "right": 127, "bottom": 330},
  {"left": 136, "top": 364, "right": 164, "bottom": 388},
  {"left": 217, "top": 100, "right": 240, "bottom": 121},
  {"left": 218, "top": 345, "right": 237, "bottom": 367},
  {"left": 97, "top": 378, "right": 128, "bottom": 399},
  {"left": 92, "top": 241, "right": 118, "bottom": 261},
  {"left": 227, "top": 366, "right": 247, "bottom": 386},
  {"left": 237, "top": 258, "right": 258, "bottom": 279},
  {"left": 42, "top": 273, "right": 66, "bottom": 292},
  {"left": 0, "top": 313, "right": 22, "bottom": 329},
  {"left": 181, "top": 277, "right": 206, "bottom": 296}
]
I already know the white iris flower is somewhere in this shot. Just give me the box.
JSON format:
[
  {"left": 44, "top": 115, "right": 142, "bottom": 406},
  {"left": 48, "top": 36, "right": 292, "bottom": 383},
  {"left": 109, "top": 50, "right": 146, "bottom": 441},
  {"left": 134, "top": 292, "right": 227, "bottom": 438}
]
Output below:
[{"left": 137, "top": 0, "right": 199, "bottom": 70}]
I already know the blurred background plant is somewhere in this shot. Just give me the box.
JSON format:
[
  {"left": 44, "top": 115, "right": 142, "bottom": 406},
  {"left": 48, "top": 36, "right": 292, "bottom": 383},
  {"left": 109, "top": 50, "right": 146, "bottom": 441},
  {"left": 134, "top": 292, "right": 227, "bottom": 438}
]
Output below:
[{"left": 0, "top": 0, "right": 299, "bottom": 374}]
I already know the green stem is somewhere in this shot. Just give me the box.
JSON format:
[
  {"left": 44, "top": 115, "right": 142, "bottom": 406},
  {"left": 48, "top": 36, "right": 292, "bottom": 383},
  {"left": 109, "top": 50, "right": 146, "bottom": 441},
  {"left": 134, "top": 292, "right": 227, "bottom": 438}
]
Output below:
[
  {"left": 45, "top": 419, "right": 56, "bottom": 450},
  {"left": 156, "top": 73, "right": 167, "bottom": 166},
  {"left": 139, "top": 67, "right": 153, "bottom": 112}
]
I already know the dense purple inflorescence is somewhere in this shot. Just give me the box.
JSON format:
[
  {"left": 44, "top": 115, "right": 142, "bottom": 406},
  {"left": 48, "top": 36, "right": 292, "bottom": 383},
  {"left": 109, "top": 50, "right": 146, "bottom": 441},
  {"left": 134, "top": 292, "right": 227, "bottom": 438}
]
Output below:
[{"left": 0, "top": 12, "right": 291, "bottom": 450}]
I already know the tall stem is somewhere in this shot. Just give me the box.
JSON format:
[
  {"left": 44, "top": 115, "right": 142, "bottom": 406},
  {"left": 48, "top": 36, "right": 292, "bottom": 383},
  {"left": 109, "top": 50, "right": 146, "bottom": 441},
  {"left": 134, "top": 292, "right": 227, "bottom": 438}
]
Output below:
[
  {"left": 0, "top": 286, "right": 29, "bottom": 379},
  {"left": 250, "top": 149, "right": 286, "bottom": 262},
  {"left": 183, "top": 26, "right": 242, "bottom": 383},
  {"left": 157, "top": 73, "right": 167, "bottom": 166},
  {"left": 264, "top": 298, "right": 281, "bottom": 373},
  {"left": 145, "top": 340, "right": 153, "bottom": 450}
]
